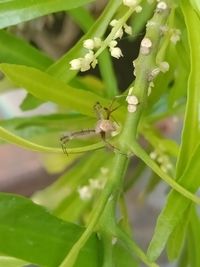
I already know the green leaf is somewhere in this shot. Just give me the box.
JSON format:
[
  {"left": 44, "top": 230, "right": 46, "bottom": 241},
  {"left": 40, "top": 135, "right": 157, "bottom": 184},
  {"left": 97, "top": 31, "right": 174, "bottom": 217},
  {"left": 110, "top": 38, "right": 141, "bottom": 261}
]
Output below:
[
  {"left": 147, "top": 142, "right": 200, "bottom": 261},
  {"left": 0, "top": 125, "right": 104, "bottom": 153},
  {"left": 0, "top": 0, "right": 95, "bottom": 29},
  {"left": 176, "top": 0, "right": 200, "bottom": 177},
  {"left": 0, "top": 193, "right": 102, "bottom": 267},
  {"left": 167, "top": 207, "right": 190, "bottom": 261},
  {"left": 0, "top": 30, "right": 53, "bottom": 69},
  {"left": 0, "top": 256, "right": 28, "bottom": 267},
  {"left": 68, "top": 6, "right": 94, "bottom": 32},
  {"left": 190, "top": 0, "right": 200, "bottom": 15},
  {"left": 47, "top": 0, "right": 122, "bottom": 82},
  {"left": 187, "top": 207, "right": 200, "bottom": 267},
  {"left": 20, "top": 93, "right": 46, "bottom": 111},
  {"left": 0, "top": 63, "right": 125, "bottom": 120}
]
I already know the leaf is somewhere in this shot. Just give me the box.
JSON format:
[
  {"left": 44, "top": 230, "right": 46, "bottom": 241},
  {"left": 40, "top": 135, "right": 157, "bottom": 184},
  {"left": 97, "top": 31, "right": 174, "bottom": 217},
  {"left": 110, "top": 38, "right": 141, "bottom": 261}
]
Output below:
[
  {"left": 0, "top": 30, "right": 53, "bottom": 69},
  {"left": 187, "top": 207, "right": 200, "bottom": 267},
  {"left": 0, "top": 193, "right": 102, "bottom": 267},
  {"left": 147, "top": 143, "right": 200, "bottom": 261},
  {"left": 176, "top": 0, "right": 200, "bottom": 177},
  {"left": 68, "top": 6, "right": 94, "bottom": 32},
  {"left": 0, "top": 63, "right": 125, "bottom": 120},
  {"left": 0, "top": 125, "right": 103, "bottom": 153},
  {"left": 20, "top": 93, "right": 46, "bottom": 111},
  {"left": 166, "top": 207, "right": 190, "bottom": 261},
  {"left": 0, "top": 256, "right": 28, "bottom": 267},
  {"left": 0, "top": 0, "right": 95, "bottom": 29},
  {"left": 190, "top": 0, "right": 200, "bottom": 16}
]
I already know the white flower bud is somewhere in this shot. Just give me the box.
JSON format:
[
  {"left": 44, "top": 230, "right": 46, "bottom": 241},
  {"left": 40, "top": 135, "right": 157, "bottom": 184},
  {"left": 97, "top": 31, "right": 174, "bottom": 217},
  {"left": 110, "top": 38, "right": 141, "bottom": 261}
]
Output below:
[
  {"left": 124, "top": 24, "right": 132, "bottom": 35},
  {"left": 114, "top": 28, "right": 124, "bottom": 39},
  {"left": 135, "top": 5, "right": 143, "bottom": 13},
  {"left": 83, "top": 39, "right": 95, "bottom": 50},
  {"left": 110, "top": 47, "right": 123, "bottom": 59},
  {"left": 78, "top": 186, "right": 92, "bottom": 200},
  {"left": 150, "top": 151, "right": 157, "bottom": 160},
  {"left": 128, "top": 104, "right": 137, "bottom": 113},
  {"left": 141, "top": 37, "right": 152, "bottom": 48},
  {"left": 159, "top": 61, "right": 170, "bottom": 73},
  {"left": 126, "top": 95, "right": 139, "bottom": 105},
  {"left": 110, "top": 19, "right": 118, "bottom": 27},
  {"left": 69, "top": 58, "right": 82, "bottom": 70},
  {"left": 109, "top": 40, "right": 118, "bottom": 48},
  {"left": 84, "top": 50, "right": 95, "bottom": 62},
  {"left": 157, "top": 1, "right": 168, "bottom": 11},
  {"left": 123, "top": 0, "right": 139, "bottom": 7},
  {"left": 170, "top": 29, "right": 181, "bottom": 44}
]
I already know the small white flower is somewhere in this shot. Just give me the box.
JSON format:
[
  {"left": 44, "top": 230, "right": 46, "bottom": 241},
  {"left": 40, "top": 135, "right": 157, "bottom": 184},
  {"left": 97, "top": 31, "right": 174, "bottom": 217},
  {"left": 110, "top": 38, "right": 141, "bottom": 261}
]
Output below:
[
  {"left": 78, "top": 186, "right": 93, "bottom": 200},
  {"left": 84, "top": 50, "right": 95, "bottom": 62},
  {"left": 80, "top": 60, "right": 90, "bottom": 72},
  {"left": 140, "top": 37, "right": 152, "bottom": 55},
  {"left": 69, "top": 58, "right": 82, "bottom": 70},
  {"left": 83, "top": 39, "right": 95, "bottom": 50},
  {"left": 114, "top": 28, "right": 124, "bottom": 39},
  {"left": 110, "top": 19, "right": 118, "bottom": 27},
  {"left": 135, "top": 5, "right": 143, "bottom": 13},
  {"left": 170, "top": 29, "right": 181, "bottom": 44},
  {"left": 150, "top": 151, "right": 157, "bottom": 160},
  {"left": 110, "top": 47, "right": 123, "bottom": 59},
  {"left": 157, "top": 1, "right": 168, "bottom": 11},
  {"left": 123, "top": 0, "right": 140, "bottom": 7},
  {"left": 159, "top": 61, "right": 170, "bottom": 73},
  {"left": 141, "top": 37, "right": 152, "bottom": 48},
  {"left": 140, "top": 47, "right": 151, "bottom": 55},
  {"left": 128, "top": 104, "right": 137, "bottom": 113},
  {"left": 126, "top": 95, "right": 139, "bottom": 105},
  {"left": 112, "top": 237, "right": 118, "bottom": 245},
  {"left": 109, "top": 40, "right": 118, "bottom": 48},
  {"left": 124, "top": 24, "right": 132, "bottom": 35}
]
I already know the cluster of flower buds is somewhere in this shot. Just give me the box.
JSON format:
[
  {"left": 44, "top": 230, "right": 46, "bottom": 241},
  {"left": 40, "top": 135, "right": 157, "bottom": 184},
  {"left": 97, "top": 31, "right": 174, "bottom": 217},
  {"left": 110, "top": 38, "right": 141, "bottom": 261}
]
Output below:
[
  {"left": 69, "top": 0, "right": 144, "bottom": 73},
  {"left": 70, "top": 37, "right": 101, "bottom": 72},
  {"left": 126, "top": 87, "right": 139, "bottom": 113},
  {"left": 150, "top": 149, "right": 173, "bottom": 173},
  {"left": 78, "top": 168, "right": 107, "bottom": 201}
]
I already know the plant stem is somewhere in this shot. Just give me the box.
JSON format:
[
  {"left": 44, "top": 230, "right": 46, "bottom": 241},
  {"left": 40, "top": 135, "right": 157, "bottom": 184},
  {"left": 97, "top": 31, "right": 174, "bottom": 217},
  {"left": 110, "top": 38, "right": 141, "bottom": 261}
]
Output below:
[
  {"left": 59, "top": 153, "right": 128, "bottom": 267},
  {"left": 116, "top": 228, "right": 160, "bottom": 267},
  {"left": 60, "top": 2, "right": 173, "bottom": 267}
]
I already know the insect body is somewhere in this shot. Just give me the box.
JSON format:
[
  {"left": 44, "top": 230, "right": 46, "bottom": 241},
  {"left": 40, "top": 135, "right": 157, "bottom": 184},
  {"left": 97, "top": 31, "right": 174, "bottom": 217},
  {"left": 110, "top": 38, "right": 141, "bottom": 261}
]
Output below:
[{"left": 60, "top": 101, "right": 119, "bottom": 154}]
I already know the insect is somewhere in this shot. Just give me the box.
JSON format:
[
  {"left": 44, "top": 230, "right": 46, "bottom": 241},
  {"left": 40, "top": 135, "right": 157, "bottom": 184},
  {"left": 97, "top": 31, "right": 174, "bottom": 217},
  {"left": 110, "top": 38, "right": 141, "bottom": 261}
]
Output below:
[{"left": 60, "top": 100, "right": 120, "bottom": 155}]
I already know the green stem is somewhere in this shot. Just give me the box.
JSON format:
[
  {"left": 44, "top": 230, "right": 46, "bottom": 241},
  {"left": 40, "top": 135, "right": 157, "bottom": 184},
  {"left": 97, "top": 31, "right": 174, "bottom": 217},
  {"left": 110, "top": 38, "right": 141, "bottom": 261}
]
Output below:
[
  {"left": 60, "top": 2, "right": 174, "bottom": 266},
  {"left": 95, "top": 8, "right": 134, "bottom": 58},
  {"left": 59, "top": 153, "right": 128, "bottom": 267},
  {"left": 116, "top": 228, "right": 159, "bottom": 267},
  {"left": 130, "top": 141, "right": 200, "bottom": 205}
]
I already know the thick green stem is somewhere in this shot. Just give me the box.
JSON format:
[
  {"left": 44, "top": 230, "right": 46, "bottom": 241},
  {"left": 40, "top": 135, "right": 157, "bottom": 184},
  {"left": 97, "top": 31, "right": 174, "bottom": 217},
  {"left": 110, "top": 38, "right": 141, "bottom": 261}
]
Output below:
[{"left": 59, "top": 2, "right": 172, "bottom": 267}]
